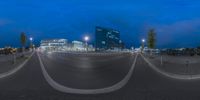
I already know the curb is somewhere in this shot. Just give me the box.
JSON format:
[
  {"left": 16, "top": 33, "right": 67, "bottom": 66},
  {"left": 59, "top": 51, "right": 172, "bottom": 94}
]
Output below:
[
  {"left": 140, "top": 54, "right": 200, "bottom": 80},
  {"left": 0, "top": 51, "right": 35, "bottom": 79}
]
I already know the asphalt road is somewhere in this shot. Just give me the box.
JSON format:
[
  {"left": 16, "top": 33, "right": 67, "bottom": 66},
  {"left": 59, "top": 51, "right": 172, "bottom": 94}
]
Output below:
[
  {"left": 0, "top": 52, "right": 200, "bottom": 100},
  {"left": 39, "top": 52, "right": 135, "bottom": 89}
]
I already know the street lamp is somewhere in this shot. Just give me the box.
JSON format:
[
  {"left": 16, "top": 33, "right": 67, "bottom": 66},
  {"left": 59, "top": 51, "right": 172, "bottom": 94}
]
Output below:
[
  {"left": 30, "top": 37, "right": 33, "bottom": 41},
  {"left": 141, "top": 38, "right": 145, "bottom": 52},
  {"left": 142, "top": 39, "right": 145, "bottom": 43},
  {"left": 84, "top": 36, "right": 89, "bottom": 42},
  {"left": 84, "top": 36, "right": 89, "bottom": 52},
  {"left": 29, "top": 37, "right": 33, "bottom": 51}
]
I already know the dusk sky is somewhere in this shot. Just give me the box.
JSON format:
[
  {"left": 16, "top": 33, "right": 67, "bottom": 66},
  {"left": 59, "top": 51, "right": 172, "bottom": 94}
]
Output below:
[{"left": 0, "top": 0, "right": 200, "bottom": 48}]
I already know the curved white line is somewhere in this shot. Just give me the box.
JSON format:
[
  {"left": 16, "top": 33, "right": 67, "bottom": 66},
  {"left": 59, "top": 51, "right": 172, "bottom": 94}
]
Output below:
[
  {"left": 140, "top": 54, "right": 200, "bottom": 80},
  {"left": 37, "top": 52, "right": 138, "bottom": 94},
  {"left": 0, "top": 51, "right": 35, "bottom": 78}
]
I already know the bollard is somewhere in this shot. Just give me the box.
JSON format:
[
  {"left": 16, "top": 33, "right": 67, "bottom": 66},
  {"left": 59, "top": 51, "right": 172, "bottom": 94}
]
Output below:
[
  {"left": 161, "top": 56, "right": 163, "bottom": 65},
  {"left": 13, "top": 53, "right": 16, "bottom": 64},
  {"left": 186, "top": 60, "right": 193, "bottom": 78},
  {"left": 186, "top": 60, "right": 189, "bottom": 75}
]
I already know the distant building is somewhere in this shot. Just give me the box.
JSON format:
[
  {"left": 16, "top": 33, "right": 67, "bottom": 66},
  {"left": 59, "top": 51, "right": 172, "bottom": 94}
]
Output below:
[
  {"left": 40, "top": 39, "right": 67, "bottom": 51},
  {"left": 40, "top": 39, "right": 94, "bottom": 52},
  {"left": 72, "top": 41, "right": 85, "bottom": 51},
  {"left": 95, "top": 26, "right": 124, "bottom": 51},
  {"left": 71, "top": 41, "right": 95, "bottom": 51}
]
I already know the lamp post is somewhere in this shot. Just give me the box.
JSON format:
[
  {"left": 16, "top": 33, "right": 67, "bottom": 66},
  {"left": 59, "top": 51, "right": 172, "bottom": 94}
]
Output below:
[
  {"left": 84, "top": 36, "right": 89, "bottom": 52},
  {"left": 141, "top": 39, "right": 145, "bottom": 53},
  {"left": 29, "top": 37, "right": 33, "bottom": 51}
]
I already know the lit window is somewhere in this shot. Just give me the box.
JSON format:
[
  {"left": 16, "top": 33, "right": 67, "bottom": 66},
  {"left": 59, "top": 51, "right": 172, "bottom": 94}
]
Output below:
[{"left": 102, "top": 41, "right": 106, "bottom": 44}]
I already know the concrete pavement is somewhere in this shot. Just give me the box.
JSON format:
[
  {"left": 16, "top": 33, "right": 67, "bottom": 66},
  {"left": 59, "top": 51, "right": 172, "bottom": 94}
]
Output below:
[
  {"left": 0, "top": 51, "right": 34, "bottom": 78},
  {"left": 141, "top": 54, "right": 200, "bottom": 79},
  {"left": 0, "top": 52, "right": 200, "bottom": 99}
]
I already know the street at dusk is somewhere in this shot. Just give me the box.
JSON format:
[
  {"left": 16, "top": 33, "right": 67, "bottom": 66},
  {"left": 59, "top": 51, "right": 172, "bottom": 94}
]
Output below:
[
  {"left": 0, "top": 51, "right": 200, "bottom": 100},
  {"left": 0, "top": 0, "right": 200, "bottom": 100}
]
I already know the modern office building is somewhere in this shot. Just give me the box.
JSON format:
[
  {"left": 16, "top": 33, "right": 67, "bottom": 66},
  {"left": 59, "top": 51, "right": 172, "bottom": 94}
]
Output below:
[
  {"left": 40, "top": 39, "right": 95, "bottom": 52},
  {"left": 95, "top": 26, "right": 124, "bottom": 51},
  {"left": 40, "top": 39, "right": 68, "bottom": 51}
]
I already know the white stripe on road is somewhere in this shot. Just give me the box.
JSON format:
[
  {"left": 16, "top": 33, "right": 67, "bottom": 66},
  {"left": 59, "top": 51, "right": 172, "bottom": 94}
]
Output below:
[
  {"left": 141, "top": 54, "right": 200, "bottom": 80},
  {"left": 37, "top": 52, "right": 138, "bottom": 94},
  {"left": 0, "top": 51, "right": 35, "bottom": 79}
]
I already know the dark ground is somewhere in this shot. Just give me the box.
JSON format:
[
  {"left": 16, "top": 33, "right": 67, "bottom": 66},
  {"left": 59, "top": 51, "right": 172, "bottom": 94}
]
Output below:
[
  {"left": 40, "top": 52, "right": 135, "bottom": 89},
  {"left": 147, "top": 55, "right": 200, "bottom": 75},
  {"left": 0, "top": 52, "right": 31, "bottom": 74},
  {"left": 0, "top": 52, "right": 200, "bottom": 100}
]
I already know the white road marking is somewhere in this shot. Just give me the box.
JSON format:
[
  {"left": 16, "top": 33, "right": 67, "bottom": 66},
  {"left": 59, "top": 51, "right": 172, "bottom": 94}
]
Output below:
[
  {"left": 141, "top": 54, "right": 200, "bottom": 80},
  {"left": 37, "top": 52, "right": 138, "bottom": 94},
  {"left": 0, "top": 51, "right": 35, "bottom": 79}
]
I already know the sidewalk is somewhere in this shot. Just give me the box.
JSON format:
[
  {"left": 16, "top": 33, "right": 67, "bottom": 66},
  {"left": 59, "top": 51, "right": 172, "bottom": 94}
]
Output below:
[
  {"left": 0, "top": 51, "right": 32, "bottom": 74},
  {"left": 145, "top": 54, "right": 200, "bottom": 75}
]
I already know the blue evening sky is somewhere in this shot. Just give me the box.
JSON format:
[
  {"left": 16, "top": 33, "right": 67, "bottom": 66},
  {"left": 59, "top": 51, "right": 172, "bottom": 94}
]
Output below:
[{"left": 0, "top": 0, "right": 200, "bottom": 48}]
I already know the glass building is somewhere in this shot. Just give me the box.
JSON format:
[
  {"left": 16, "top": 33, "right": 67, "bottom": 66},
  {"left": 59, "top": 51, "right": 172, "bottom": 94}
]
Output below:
[{"left": 95, "top": 26, "right": 124, "bottom": 51}]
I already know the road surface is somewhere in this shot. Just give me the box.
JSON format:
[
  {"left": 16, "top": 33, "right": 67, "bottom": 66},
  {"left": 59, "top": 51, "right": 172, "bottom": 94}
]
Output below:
[
  {"left": 39, "top": 52, "right": 135, "bottom": 89},
  {"left": 0, "top": 52, "right": 200, "bottom": 99}
]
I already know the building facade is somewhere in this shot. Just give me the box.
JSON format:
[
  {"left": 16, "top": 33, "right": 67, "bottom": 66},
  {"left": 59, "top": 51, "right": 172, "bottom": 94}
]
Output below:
[
  {"left": 95, "top": 26, "right": 124, "bottom": 51},
  {"left": 40, "top": 39, "right": 95, "bottom": 52},
  {"left": 40, "top": 39, "right": 68, "bottom": 51},
  {"left": 71, "top": 41, "right": 85, "bottom": 51}
]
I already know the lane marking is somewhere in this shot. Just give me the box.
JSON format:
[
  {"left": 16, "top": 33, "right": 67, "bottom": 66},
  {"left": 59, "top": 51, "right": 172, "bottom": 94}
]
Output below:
[
  {"left": 141, "top": 54, "right": 200, "bottom": 80},
  {"left": 0, "top": 51, "right": 35, "bottom": 79},
  {"left": 37, "top": 52, "right": 138, "bottom": 94}
]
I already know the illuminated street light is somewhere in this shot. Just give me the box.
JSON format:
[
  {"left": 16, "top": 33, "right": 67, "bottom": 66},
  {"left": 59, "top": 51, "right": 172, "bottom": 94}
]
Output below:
[
  {"left": 142, "top": 39, "right": 145, "bottom": 43},
  {"left": 141, "top": 38, "right": 145, "bottom": 53},
  {"left": 30, "top": 37, "right": 33, "bottom": 41},
  {"left": 84, "top": 36, "right": 89, "bottom": 42},
  {"left": 84, "top": 36, "right": 90, "bottom": 52},
  {"left": 29, "top": 37, "right": 33, "bottom": 51}
]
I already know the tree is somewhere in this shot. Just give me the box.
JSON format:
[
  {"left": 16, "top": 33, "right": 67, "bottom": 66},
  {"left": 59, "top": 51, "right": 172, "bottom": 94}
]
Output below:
[
  {"left": 20, "top": 32, "right": 27, "bottom": 55},
  {"left": 147, "top": 29, "right": 156, "bottom": 56},
  {"left": 147, "top": 28, "right": 156, "bottom": 49}
]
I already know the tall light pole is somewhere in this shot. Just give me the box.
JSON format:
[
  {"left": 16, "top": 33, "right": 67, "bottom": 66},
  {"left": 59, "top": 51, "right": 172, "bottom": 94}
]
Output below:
[
  {"left": 84, "top": 36, "right": 89, "bottom": 52},
  {"left": 142, "top": 38, "right": 145, "bottom": 53},
  {"left": 29, "top": 37, "right": 33, "bottom": 51}
]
